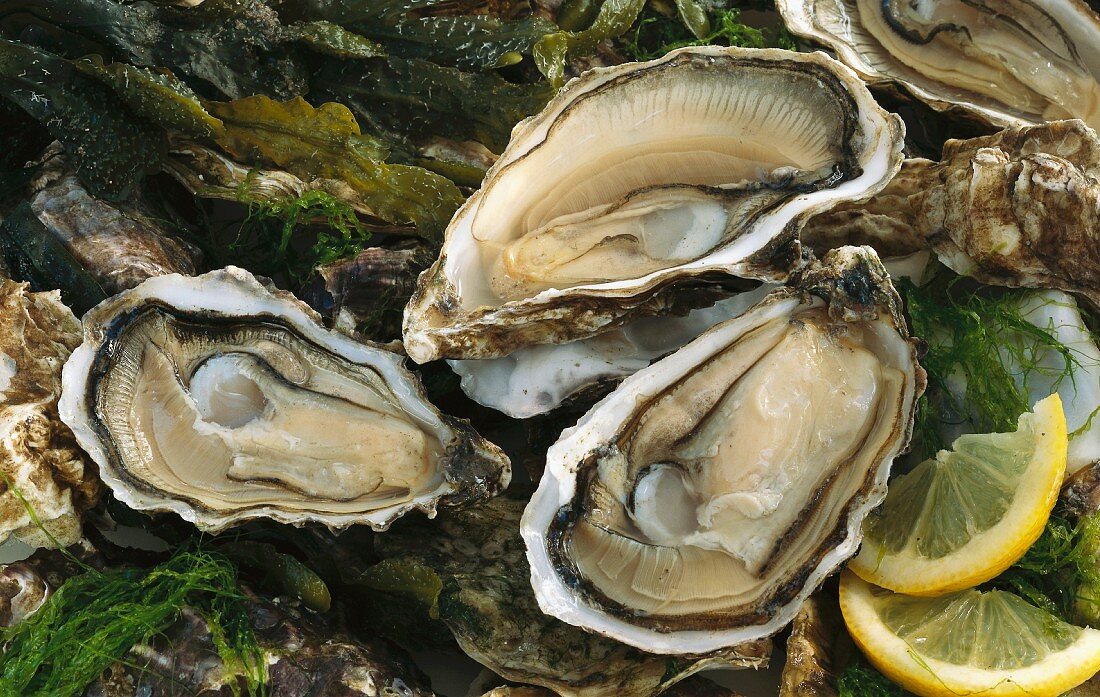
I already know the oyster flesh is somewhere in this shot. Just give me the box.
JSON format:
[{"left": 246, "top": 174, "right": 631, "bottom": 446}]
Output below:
[
  {"left": 522, "top": 246, "right": 923, "bottom": 653},
  {"left": 778, "top": 0, "right": 1100, "bottom": 130},
  {"left": 58, "top": 267, "right": 509, "bottom": 532},
  {"left": 403, "top": 45, "right": 904, "bottom": 362}
]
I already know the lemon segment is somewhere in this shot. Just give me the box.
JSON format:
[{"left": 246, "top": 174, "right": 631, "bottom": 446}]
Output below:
[
  {"left": 849, "top": 394, "right": 1067, "bottom": 595},
  {"left": 840, "top": 571, "right": 1100, "bottom": 697}
]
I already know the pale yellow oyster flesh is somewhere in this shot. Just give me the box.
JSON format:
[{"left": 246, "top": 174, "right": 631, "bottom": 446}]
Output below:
[
  {"left": 59, "top": 267, "right": 509, "bottom": 532},
  {"left": 403, "top": 45, "right": 904, "bottom": 362},
  {"left": 522, "top": 246, "right": 922, "bottom": 654},
  {"left": 779, "top": 0, "right": 1100, "bottom": 130}
]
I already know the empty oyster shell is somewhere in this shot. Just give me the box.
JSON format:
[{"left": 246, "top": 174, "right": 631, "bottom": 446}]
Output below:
[
  {"left": 521, "top": 246, "right": 923, "bottom": 653},
  {"left": 403, "top": 45, "right": 904, "bottom": 362},
  {"left": 58, "top": 267, "right": 509, "bottom": 532},
  {"left": 779, "top": 0, "right": 1100, "bottom": 131}
]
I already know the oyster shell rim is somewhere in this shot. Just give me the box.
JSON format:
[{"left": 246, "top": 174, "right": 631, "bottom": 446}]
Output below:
[{"left": 58, "top": 266, "right": 510, "bottom": 533}]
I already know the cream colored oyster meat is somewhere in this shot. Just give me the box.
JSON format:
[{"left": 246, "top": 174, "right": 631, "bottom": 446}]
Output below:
[
  {"left": 779, "top": 0, "right": 1100, "bottom": 130},
  {"left": 521, "top": 246, "right": 922, "bottom": 653},
  {"left": 403, "top": 45, "right": 904, "bottom": 362},
  {"left": 59, "top": 267, "right": 509, "bottom": 532}
]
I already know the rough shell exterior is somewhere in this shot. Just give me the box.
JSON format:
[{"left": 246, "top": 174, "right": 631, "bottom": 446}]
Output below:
[
  {"left": 914, "top": 119, "right": 1100, "bottom": 308},
  {"left": 0, "top": 280, "right": 100, "bottom": 548},
  {"left": 802, "top": 120, "right": 1100, "bottom": 314},
  {"left": 29, "top": 148, "right": 200, "bottom": 294},
  {"left": 779, "top": 591, "right": 851, "bottom": 697}
]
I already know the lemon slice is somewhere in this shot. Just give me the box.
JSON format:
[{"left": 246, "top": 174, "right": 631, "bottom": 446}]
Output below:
[
  {"left": 849, "top": 393, "right": 1067, "bottom": 595},
  {"left": 840, "top": 571, "right": 1100, "bottom": 697}
]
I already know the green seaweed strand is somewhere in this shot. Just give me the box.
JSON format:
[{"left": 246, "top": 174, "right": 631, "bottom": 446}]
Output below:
[
  {"left": 986, "top": 513, "right": 1100, "bottom": 625},
  {"left": 0, "top": 548, "right": 267, "bottom": 697},
  {"left": 837, "top": 655, "right": 903, "bottom": 696},
  {"left": 233, "top": 185, "right": 372, "bottom": 282},
  {"left": 900, "top": 276, "right": 1096, "bottom": 457},
  {"left": 619, "top": 7, "right": 796, "bottom": 62}
]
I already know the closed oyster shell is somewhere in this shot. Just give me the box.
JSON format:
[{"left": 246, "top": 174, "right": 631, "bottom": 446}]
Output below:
[
  {"left": 779, "top": 0, "right": 1100, "bottom": 130},
  {"left": 27, "top": 148, "right": 200, "bottom": 294},
  {"left": 0, "top": 280, "right": 99, "bottom": 548},
  {"left": 803, "top": 120, "right": 1100, "bottom": 313},
  {"left": 58, "top": 267, "right": 509, "bottom": 532},
  {"left": 404, "top": 46, "right": 904, "bottom": 362},
  {"left": 914, "top": 120, "right": 1100, "bottom": 308},
  {"left": 522, "top": 246, "right": 923, "bottom": 653}
]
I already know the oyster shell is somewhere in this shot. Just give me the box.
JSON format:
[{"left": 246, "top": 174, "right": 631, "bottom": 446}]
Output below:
[
  {"left": 403, "top": 46, "right": 904, "bottom": 362},
  {"left": 914, "top": 120, "right": 1100, "bottom": 308},
  {"left": 779, "top": 590, "right": 852, "bottom": 697},
  {"left": 521, "top": 246, "right": 923, "bottom": 653},
  {"left": 778, "top": 0, "right": 1100, "bottom": 130},
  {"left": 803, "top": 120, "right": 1100, "bottom": 311},
  {"left": 448, "top": 284, "right": 774, "bottom": 418},
  {"left": 0, "top": 280, "right": 100, "bottom": 548},
  {"left": 303, "top": 246, "right": 431, "bottom": 343},
  {"left": 26, "top": 148, "right": 200, "bottom": 294},
  {"left": 58, "top": 267, "right": 509, "bottom": 532}
]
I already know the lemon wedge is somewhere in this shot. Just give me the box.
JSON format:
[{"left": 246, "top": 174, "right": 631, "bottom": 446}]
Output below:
[
  {"left": 840, "top": 571, "right": 1100, "bottom": 697},
  {"left": 849, "top": 394, "right": 1067, "bottom": 595}
]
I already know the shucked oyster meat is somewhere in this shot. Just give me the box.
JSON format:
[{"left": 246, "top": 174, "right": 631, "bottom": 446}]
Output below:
[
  {"left": 403, "top": 45, "right": 904, "bottom": 362},
  {"left": 522, "top": 246, "right": 923, "bottom": 653},
  {"left": 58, "top": 267, "right": 509, "bottom": 532},
  {"left": 779, "top": 0, "right": 1100, "bottom": 130}
]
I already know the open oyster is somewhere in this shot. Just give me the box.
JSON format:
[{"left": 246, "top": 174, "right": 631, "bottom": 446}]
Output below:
[
  {"left": 58, "top": 267, "right": 509, "bottom": 532},
  {"left": 521, "top": 246, "right": 922, "bottom": 653},
  {"left": 403, "top": 45, "right": 904, "bottom": 362},
  {"left": 778, "top": 0, "right": 1100, "bottom": 130}
]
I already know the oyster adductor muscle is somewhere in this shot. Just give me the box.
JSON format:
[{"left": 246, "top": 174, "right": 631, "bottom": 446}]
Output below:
[
  {"left": 58, "top": 267, "right": 510, "bottom": 532},
  {"left": 403, "top": 45, "right": 904, "bottom": 362},
  {"left": 779, "top": 0, "right": 1100, "bottom": 131},
  {"left": 521, "top": 246, "right": 923, "bottom": 653}
]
